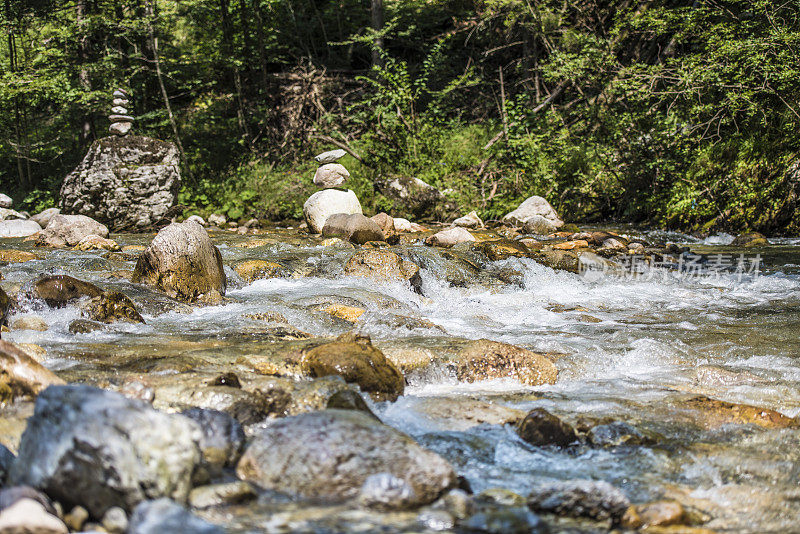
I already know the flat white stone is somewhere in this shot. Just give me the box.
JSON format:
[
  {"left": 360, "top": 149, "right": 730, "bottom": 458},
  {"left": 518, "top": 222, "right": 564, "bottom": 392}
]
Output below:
[
  {"left": 109, "top": 122, "right": 132, "bottom": 136},
  {"left": 314, "top": 149, "right": 347, "bottom": 164}
]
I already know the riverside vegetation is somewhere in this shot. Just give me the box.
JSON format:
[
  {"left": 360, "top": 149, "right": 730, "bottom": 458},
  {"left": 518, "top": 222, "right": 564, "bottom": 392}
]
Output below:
[{"left": 1, "top": 1, "right": 800, "bottom": 234}]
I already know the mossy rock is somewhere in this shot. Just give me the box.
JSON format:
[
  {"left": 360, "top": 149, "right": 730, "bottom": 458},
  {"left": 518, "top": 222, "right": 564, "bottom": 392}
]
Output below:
[
  {"left": 301, "top": 332, "right": 405, "bottom": 401},
  {"left": 343, "top": 250, "right": 422, "bottom": 293},
  {"left": 81, "top": 291, "right": 145, "bottom": 324},
  {"left": 234, "top": 260, "right": 287, "bottom": 283},
  {"left": 730, "top": 232, "right": 769, "bottom": 247},
  {"left": 472, "top": 239, "right": 531, "bottom": 261},
  {"left": 0, "top": 250, "right": 39, "bottom": 263}
]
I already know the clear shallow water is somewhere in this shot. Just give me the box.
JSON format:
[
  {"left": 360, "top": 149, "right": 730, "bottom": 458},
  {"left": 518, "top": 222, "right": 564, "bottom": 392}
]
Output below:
[{"left": 1, "top": 228, "right": 799, "bottom": 532}]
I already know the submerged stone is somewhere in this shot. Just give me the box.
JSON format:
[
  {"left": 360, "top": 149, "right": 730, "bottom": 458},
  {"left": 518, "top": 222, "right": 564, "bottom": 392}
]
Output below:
[
  {"left": 30, "top": 275, "right": 103, "bottom": 308},
  {"left": 81, "top": 291, "right": 145, "bottom": 324},
  {"left": 343, "top": 249, "right": 422, "bottom": 293},
  {"left": 516, "top": 408, "right": 578, "bottom": 447},
  {"left": 527, "top": 479, "right": 630, "bottom": 522}
]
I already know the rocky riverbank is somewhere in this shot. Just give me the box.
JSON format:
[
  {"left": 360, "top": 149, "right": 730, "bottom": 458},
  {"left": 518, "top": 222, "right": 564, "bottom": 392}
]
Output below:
[{"left": 0, "top": 184, "right": 795, "bottom": 533}]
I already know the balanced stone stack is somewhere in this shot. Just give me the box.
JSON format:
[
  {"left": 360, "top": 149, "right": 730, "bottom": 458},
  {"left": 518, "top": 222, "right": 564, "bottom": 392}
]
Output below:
[
  {"left": 109, "top": 89, "right": 134, "bottom": 136},
  {"left": 303, "top": 149, "right": 363, "bottom": 233}
]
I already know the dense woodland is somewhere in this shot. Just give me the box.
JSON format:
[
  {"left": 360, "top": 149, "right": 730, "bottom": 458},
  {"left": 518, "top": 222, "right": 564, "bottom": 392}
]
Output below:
[{"left": 1, "top": 0, "right": 799, "bottom": 233}]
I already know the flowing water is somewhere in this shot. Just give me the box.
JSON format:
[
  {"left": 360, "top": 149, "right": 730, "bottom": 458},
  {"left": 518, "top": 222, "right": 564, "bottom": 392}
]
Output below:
[{"left": 2, "top": 227, "right": 799, "bottom": 533}]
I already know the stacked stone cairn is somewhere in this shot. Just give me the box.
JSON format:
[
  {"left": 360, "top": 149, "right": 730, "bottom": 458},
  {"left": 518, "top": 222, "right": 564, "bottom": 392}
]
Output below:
[
  {"left": 303, "top": 149, "right": 364, "bottom": 234},
  {"left": 312, "top": 149, "right": 350, "bottom": 188},
  {"left": 109, "top": 89, "right": 134, "bottom": 136}
]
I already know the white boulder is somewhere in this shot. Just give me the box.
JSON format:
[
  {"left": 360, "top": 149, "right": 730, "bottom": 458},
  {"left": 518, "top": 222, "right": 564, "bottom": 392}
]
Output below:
[
  {"left": 503, "top": 196, "right": 563, "bottom": 228},
  {"left": 303, "top": 189, "right": 363, "bottom": 234}
]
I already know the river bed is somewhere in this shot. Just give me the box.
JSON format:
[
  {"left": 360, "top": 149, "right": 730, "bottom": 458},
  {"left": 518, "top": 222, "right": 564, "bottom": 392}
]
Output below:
[{"left": 1, "top": 226, "right": 798, "bottom": 533}]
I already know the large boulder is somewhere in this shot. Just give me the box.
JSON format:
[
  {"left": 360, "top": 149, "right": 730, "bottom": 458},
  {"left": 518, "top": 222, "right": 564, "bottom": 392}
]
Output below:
[
  {"left": 343, "top": 250, "right": 422, "bottom": 293},
  {"left": 131, "top": 221, "right": 226, "bottom": 304},
  {"left": 503, "top": 196, "right": 564, "bottom": 228},
  {"left": 0, "top": 219, "right": 41, "bottom": 238},
  {"left": 322, "top": 213, "right": 385, "bottom": 244},
  {"left": 313, "top": 163, "right": 350, "bottom": 189},
  {"left": 374, "top": 175, "right": 444, "bottom": 219},
  {"left": 237, "top": 409, "right": 456, "bottom": 507},
  {"left": 0, "top": 340, "right": 65, "bottom": 403},
  {"left": 9, "top": 385, "right": 202, "bottom": 518},
  {"left": 303, "top": 189, "right": 362, "bottom": 233},
  {"left": 59, "top": 136, "right": 180, "bottom": 231},
  {"left": 301, "top": 332, "right": 404, "bottom": 401},
  {"left": 36, "top": 214, "right": 108, "bottom": 248}
]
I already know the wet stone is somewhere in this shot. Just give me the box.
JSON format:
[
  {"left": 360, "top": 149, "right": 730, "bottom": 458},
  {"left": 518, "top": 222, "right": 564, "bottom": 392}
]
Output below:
[
  {"left": 326, "top": 389, "right": 379, "bottom": 420},
  {"left": 188, "top": 481, "right": 256, "bottom": 509},
  {"left": 180, "top": 407, "right": 245, "bottom": 471},
  {"left": 30, "top": 275, "right": 103, "bottom": 308},
  {"left": 81, "top": 291, "right": 145, "bottom": 324},
  {"left": 127, "top": 498, "right": 223, "bottom": 534},
  {"left": 462, "top": 506, "right": 548, "bottom": 534},
  {"left": 527, "top": 479, "right": 630, "bottom": 522},
  {"left": 68, "top": 319, "right": 106, "bottom": 334},
  {"left": 516, "top": 408, "right": 578, "bottom": 447},
  {"left": 588, "top": 421, "right": 647, "bottom": 447}
]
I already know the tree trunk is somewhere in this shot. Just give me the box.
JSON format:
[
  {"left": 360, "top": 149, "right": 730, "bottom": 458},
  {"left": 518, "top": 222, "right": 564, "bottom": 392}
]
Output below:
[
  {"left": 145, "top": 0, "right": 191, "bottom": 180},
  {"left": 76, "top": 0, "right": 94, "bottom": 147},
  {"left": 251, "top": 0, "right": 269, "bottom": 89},
  {"left": 371, "top": 0, "right": 384, "bottom": 67},
  {"left": 219, "top": 0, "right": 252, "bottom": 148}
]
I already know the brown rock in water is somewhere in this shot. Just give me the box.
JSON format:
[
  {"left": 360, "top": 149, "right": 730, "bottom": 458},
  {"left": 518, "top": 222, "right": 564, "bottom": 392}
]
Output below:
[
  {"left": 0, "top": 286, "right": 11, "bottom": 327},
  {"left": 234, "top": 260, "right": 286, "bottom": 283},
  {"left": 35, "top": 214, "right": 109, "bottom": 248},
  {"left": 454, "top": 339, "right": 558, "bottom": 386},
  {"left": 516, "top": 408, "right": 578, "bottom": 446},
  {"left": 344, "top": 250, "right": 422, "bottom": 293},
  {"left": 131, "top": 221, "right": 226, "bottom": 304},
  {"left": 731, "top": 231, "right": 769, "bottom": 247},
  {"left": 473, "top": 239, "right": 530, "bottom": 261},
  {"left": 236, "top": 409, "right": 456, "bottom": 507},
  {"left": 322, "top": 213, "right": 385, "bottom": 245},
  {"left": 302, "top": 332, "right": 405, "bottom": 401},
  {"left": 0, "top": 250, "right": 39, "bottom": 263},
  {"left": 683, "top": 395, "right": 798, "bottom": 429},
  {"left": 81, "top": 291, "right": 145, "bottom": 324},
  {"left": 11, "top": 317, "right": 48, "bottom": 332},
  {"left": 32, "top": 275, "right": 103, "bottom": 308},
  {"left": 371, "top": 213, "right": 396, "bottom": 238},
  {"left": 0, "top": 340, "right": 64, "bottom": 402},
  {"left": 74, "top": 234, "right": 120, "bottom": 251},
  {"left": 637, "top": 500, "right": 686, "bottom": 527},
  {"left": 530, "top": 249, "right": 580, "bottom": 273}
]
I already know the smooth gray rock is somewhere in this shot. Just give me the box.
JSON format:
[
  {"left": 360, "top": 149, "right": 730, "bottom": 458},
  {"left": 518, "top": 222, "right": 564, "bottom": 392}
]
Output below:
[
  {"left": 237, "top": 409, "right": 456, "bottom": 507},
  {"left": 527, "top": 479, "right": 629, "bottom": 521},
  {"left": 108, "top": 114, "right": 135, "bottom": 123},
  {"left": 60, "top": 136, "right": 180, "bottom": 231},
  {"left": 522, "top": 214, "right": 559, "bottom": 235},
  {"left": 110, "top": 122, "right": 133, "bottom": 136},
  {"left": 303, "top": 189, "right": 362, "bottom": 233},
  {"left": 36, "top": 214, "right": 107, "bottom": 247},
  {"left": 425, "top": 227, "right": 476, "bottom": 247},
  {"left": 9, "top": 385, "right": 202, "bottom": 518},
  {"left": 0, "top": 219, "right": 41, "bottom": 238},
  {"left": 111, "top": 106, "right": 128, "bottom": 115},
  {"left": 0, "top": 207, "right": 25, "bottom": 221},
  {"left": 453, "top": 211, "right": 483, "bottom": 229},
  {"left": 313, "top": 163, "right": 350, "bottom": 189},
  {"left": 113, "top": 98, "right": 129, "bottom": 107},
  {"left": 30, "top": 208, "right": 60, "bottom": 228},
  {"left": 322, "top": 213, "right": 385, "bottom": 244},
  {"left": 0, "top": 194, "right": 12, "bottom": 209},
  {"left": 504, "top": 196, "right": 563, "bottom": 228},
  {"left": 127, "top": 499, "right": 223, "bottom": 534},
  {"left": 314, "top": 149, "right": 347, "bottom": 164},
  {"left": 358, "top": 473, "right": 417, "bottom": 510}
]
